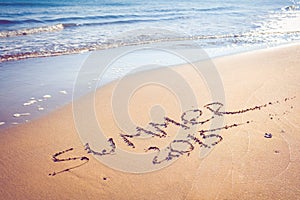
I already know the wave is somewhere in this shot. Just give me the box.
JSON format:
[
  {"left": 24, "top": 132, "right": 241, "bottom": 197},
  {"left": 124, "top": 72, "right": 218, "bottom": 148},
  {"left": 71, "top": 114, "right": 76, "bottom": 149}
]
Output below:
[
  {"left": 43, "top": 14, "right": 140, "bottom": 23},
  {"left": 0, "top": 20, "right": 14, "bottom": 24},
  {"left": 282, "top": 5, "right": 299, "bottom": 11},
  {"left": 0, "top": 1, "right": 130, "bottom": 8},
  {"left": 0, "top": 49, "right": 90, "bottom": 62},
  {"left": 192, "top": 30, "right": 300, "bottom": 40},
  {"left": 1, "top": 29, "right": 300, "bottom": 63},
  {"left": 0, "top": 15, "right": 188, "bottom": 38},
  {"left": 0, "top": 2, "right": 66, "bottom": 7},
  {"left": 145, "top": 6, "right": 231, "bottom": 14},
  {"left": 40, "top": 12, "right": 183, "bottom": 23},
  {"left": 0, "top": 19, "right": 43, "bottom": 25},
  {"left": 78, "top": 16, "right": 188, "bottom": 26},
  {"left": 0, "top": 24, "right": 64, "bottom": 38}
]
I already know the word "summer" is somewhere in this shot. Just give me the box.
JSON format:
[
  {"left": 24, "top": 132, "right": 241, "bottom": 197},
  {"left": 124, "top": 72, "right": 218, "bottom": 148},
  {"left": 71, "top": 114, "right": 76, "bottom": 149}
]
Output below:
[{"left": 49, "top": 96, "right": 295, "bottom": 176}]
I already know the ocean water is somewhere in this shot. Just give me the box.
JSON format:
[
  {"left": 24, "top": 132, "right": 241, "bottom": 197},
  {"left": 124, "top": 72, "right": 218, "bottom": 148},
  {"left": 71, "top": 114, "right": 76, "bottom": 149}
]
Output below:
[{"left": 1, "top": 0, "right": 300, "bottom": 62}]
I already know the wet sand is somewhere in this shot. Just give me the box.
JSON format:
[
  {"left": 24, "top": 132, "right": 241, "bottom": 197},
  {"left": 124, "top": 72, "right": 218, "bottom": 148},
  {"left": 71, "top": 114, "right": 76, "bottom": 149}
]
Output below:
[{"left": 0, "top": 44, "right": 299, "bottom": 199}]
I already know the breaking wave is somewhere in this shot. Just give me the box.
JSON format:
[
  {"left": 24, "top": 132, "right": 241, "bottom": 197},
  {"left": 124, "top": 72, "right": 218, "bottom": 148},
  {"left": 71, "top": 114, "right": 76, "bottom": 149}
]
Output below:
[{"left": 0, "top": 24, "right": 64, "bottom": 38}]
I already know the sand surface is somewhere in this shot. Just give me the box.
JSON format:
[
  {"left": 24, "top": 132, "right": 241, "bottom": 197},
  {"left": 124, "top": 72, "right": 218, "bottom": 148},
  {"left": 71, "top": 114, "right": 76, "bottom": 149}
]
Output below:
[{"left": 0, "top": 44, "right": 300, "bottom": 199}]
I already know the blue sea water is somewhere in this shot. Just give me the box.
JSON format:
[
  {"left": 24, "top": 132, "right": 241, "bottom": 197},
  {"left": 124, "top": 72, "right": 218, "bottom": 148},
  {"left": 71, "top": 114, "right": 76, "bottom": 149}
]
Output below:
[{"left": 0, "top": 0, "right": 300, "bottom": 62}]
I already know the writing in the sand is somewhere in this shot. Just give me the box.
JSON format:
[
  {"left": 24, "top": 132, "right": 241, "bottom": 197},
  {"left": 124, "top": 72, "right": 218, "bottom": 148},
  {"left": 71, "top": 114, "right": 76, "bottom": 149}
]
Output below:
[
  {"left": 48, "top": 148, "right": 89, "bottom": 176},
  {"left": 49, "top": 96, "right": 295, "bottom": 176}
]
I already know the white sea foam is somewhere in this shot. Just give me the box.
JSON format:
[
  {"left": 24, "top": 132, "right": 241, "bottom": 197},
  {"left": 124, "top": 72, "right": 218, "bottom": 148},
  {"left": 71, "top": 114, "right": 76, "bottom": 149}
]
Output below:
[
  {"left": 38, "top": 107, "right": 44, "bottom": 111},
  {"left": 59, "top": 90, "right": 68, "bottom": 94},
  {"left": 0, "top": 24, "right": 64, "bottom": 38},
  {"left": 43, "top": 94, "right": 52, "bottom": 99},
  {"left": 13, "top": 113, "right": 31, "bottom": 118},
  {"left": 23, "top": 99, "right": 37, "bottom": 106}
]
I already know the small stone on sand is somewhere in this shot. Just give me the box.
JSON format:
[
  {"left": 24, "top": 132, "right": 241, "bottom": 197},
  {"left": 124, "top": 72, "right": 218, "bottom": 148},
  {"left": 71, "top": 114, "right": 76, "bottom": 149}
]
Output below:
[
  {"left": 264, "top": 133, "right": 272, "bottom": 138},
  {"left": 0, "top": 122, "right": 5, "bottom": 126}
]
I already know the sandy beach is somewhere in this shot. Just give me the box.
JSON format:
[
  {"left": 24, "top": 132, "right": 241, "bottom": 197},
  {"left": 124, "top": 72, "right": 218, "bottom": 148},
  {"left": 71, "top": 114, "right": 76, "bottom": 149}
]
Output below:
[{"left": 0, "top": 44, "right": 299, "bottom": 199}]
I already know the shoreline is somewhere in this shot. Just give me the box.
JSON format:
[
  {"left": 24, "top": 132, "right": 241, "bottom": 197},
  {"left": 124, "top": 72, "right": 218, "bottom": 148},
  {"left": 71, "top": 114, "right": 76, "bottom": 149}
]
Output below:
[
  {"left": 1, "top": 39, "right": 300, "bottom": 64},
  {"left": 0, "top": 43, "right": 299, "bottom": 199},
  {"left": 1, "top": 41, "right": 299, "bottom": 131}
]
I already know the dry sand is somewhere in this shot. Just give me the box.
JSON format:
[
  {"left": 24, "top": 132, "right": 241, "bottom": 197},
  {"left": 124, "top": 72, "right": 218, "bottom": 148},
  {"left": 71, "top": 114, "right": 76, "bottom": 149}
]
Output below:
[{"left": 0, "top": 44, "right": 299, "bottom": 199}]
